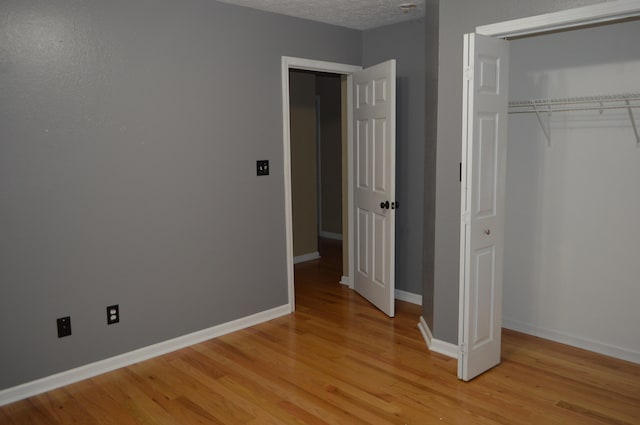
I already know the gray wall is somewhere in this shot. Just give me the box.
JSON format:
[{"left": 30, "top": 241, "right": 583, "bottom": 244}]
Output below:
[
  {"left": 422, "top": 0, "right": 439, "bottom": 329},
  {"left": 0, "top": 0, "right": 361, "bottom": 390},
  {"left": 424, "top": 0, "right": 612, "bottom": 343},
  {"left": 363, "top": 19, "right": 425, "bottom": 295},
  {"left": 290, "top": 70, "right": 319, "bottom": 257},
  {"left": 317, "top": 74, "right": 343, "bottom": 237}
]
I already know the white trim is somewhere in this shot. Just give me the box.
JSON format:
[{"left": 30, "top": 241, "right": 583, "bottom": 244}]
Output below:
[
  {"left": 394, "top": 289, "right": 422, "bottom": 305},
  {"left": 503, "top": 318, "right": 640, "bottom": 365},
  {"left": 282, "top": 57, "right": 296, "bottom": 312},
  {"left": 282, "top": 56, "right": 361, "bottom": 312},
  {"left": 477, "top": 0, "right": 640, "bottom": 38},
  {"left": 432, "top": 338, "right": 459, "bottom": 360},
  {"left": 0, "top": 304, "right": 291, "bottom": 407},
  {"left": 458, "top": 32, "right": 473, "bottom": 380},
  {"left": 340, "top": 275, "right": 350, "bottom": 286},
  {"left": 418, "top": 316, "right": 433, "bottom": 347},
  {"left": 319, "top": 231, "right": 343, "bottom": 241},
  {"left": 347, "top": 73, "right": 356, "bottom": 292},
  {"left": 293, "top": 251, "right": 321, "bottom": 264},
  {"left": 418, "top": 316, "right": 459, "bottom": 359},
  {"left": 282, "top": 57, "right": 362, "bottom": 75}
]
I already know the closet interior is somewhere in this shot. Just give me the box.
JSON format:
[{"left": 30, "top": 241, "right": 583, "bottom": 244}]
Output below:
[{"left": 502, "top": 19, "right": 640, "bottom": 363}]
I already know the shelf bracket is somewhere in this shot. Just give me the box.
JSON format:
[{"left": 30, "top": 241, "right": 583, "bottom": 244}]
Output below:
[
  {"left": 533, "top": 102, "right": 551, "bottom": 146},
  {"left": 624, "top": 99, "right": 640, "bottom": 147}
]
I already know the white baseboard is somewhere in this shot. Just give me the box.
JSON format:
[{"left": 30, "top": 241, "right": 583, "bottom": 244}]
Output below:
[
  {"left": 293, "top": 251, "right": 320, "bottom": 264},
  {"left": 319, "top": 231, "right": 343, "bottom": 241},
  {"left": 394, "top": 289, "right": 422, "bottom": 305},
  {"left": 338, "top": 282, "right": 422, "bottom": 305},
  {"left": 502, "top": 317, "right": 640, "bottom": 364},
  {"left": 0, "top": 304, "right": 292, "bottom": 407},
  {"left": 338, "top": 279, "right": 421, "bottom": 306},
  {"left": 418, "top": 316, "right": 458, "bottom": 359}
]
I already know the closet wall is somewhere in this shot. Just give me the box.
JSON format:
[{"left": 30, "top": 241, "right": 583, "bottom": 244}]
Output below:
[{"left": 504, "top": 20, "right": 640, "bottom": 362}]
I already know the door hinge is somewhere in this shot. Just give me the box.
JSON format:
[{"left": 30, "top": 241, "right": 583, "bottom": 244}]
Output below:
[
  {"left": 459, "top": 343, "right": 467, "bottom": 355},
  {"left": 464, "top": 66, "right": 473, "bottom": 81}
]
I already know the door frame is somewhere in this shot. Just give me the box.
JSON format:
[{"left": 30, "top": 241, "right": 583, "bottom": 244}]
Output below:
[
  {"left": 475, "top": 0, "right": 640, "bottom": 38},
  {"left": 281, "top": 57, "right": 361, "bottom": 311},
  {"left": 458, "top": 0, "right": 640, "bottom": 375}
]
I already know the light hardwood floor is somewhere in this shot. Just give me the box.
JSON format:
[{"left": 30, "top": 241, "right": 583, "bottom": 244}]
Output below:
[{"left": 1, "top": 238, "right": 639, "bottom": 424}]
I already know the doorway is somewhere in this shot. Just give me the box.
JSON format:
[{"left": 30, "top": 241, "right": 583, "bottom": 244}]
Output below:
[
  {"left": 458, "top": 3, "right": 640, "bottom": 381},
  {"left": 289, "top": 69, "right": 345, "bottom": 266},
  {"left": 281, "top": 57, "right": 361, "bottom": 312},
  {"left": 281, "top": 57, "right": 398, "bottom": 316}
]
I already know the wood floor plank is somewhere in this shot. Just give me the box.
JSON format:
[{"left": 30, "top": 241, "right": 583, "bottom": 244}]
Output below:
[
  {"left": 1, "top": 237, "right": 639, "bottom": 424},
  {"left": 29, "top": 388, "right": 96, "bottom": 425},
  {"left": 191, "top": 341, "right": 374, "bottom": 425}
]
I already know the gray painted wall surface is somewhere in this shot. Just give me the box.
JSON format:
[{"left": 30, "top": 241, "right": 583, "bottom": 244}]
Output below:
[
  {"left": 290, "top": 70, "right": 319, "bottom": 257},
  {"left": 422, "top": 0, "right": 439, "bottom": 329},
  {"left": 363, "top": 19, "right": 425, "bottom": 295},
  {"left": 317, "top": 74, "right": 343, "bottom": 236},
  {"left": 0, "top": 0, "right": 360, "bottom": 390},
  {"left": 425, "top": 0, "right": 611, "bottom": 343}
]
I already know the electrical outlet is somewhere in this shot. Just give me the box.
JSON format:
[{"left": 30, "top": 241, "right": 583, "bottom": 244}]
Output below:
[
  {"left": 256, "top": 160, "right": 269, "bottom": 176},
  {"left": 107, "top": 305, "right": 119, "bottom": 325},
  {"left": 57, "top": 316, "right": 72, "bottom": 338}
]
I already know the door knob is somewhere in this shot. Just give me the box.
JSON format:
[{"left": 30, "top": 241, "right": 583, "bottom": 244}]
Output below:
[
  {"left": 380, "top": 201, "right": 390, "bottom": 209},
  {"left": 484, "top": 229, "right": 491, "bottom": 235}
]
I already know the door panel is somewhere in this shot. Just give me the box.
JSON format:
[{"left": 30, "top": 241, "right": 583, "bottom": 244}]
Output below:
[
  {"left": 373, "top": 118, "right": 387, "bottom": 193},
  {"left": 357, "top": 209, "right": 369, "bottom": 276},
  {"left": 477, "top": 114, "right": 498, "bottom": 217},
  {"left": 353, "top": 60, "right": 396, "bottom": 317},
  {"left": 459, "top": 33, "right": 509, "bottom": 381},
  {"left": 473, "top": 246, "right": 496, "bottom": 347},
  {"left": 357, "top": 120, "right": 370, "bottom": 189},
  {"left": 373, "top": 212, "right": 386, "bottom": 287}
]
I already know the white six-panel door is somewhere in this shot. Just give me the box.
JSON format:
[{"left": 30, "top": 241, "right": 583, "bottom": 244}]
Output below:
[
  {"left": 459, "top": 33, "right": 509, "bottom": 381},
  {"left": 352, "top": 60, "right": 396, "bottom": 317}
]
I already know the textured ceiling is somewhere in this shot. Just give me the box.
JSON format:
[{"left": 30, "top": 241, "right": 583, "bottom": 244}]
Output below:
[{"left": 217, "top": 0, "right": 425, "bottom": 30}]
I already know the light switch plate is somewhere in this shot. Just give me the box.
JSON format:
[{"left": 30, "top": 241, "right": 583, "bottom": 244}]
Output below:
[
  {"left": 57, "top": 316, "right": 72, "bottom": 338},
  {"left": 257, "top": 160, "right": 269, "bottom": 176}
]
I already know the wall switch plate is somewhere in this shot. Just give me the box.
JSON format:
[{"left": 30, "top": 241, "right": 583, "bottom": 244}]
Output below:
[
  {"left": 107, "top": 305, "right": 119, "bottom": 325},
  {"left": 57, "top": 316, "right": 72, "bottom": 338},
  {"left": 257, "top": 160, "right": 269, "bottom": 176}
]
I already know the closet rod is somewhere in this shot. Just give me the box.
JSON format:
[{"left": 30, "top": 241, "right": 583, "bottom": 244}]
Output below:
[
  {"left": 507, "top": 93, "right": 640, "bottom": 146},
  {"left": 509, "top": 93, "right": 640, "bottom": 108},
  {"left": 509, "top": 104, "right": 640, "bottom": 114}
]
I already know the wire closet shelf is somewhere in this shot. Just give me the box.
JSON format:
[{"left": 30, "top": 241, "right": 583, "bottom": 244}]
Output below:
[{"left": 507, "top": 92, "right": 640, "bottom": 146}]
